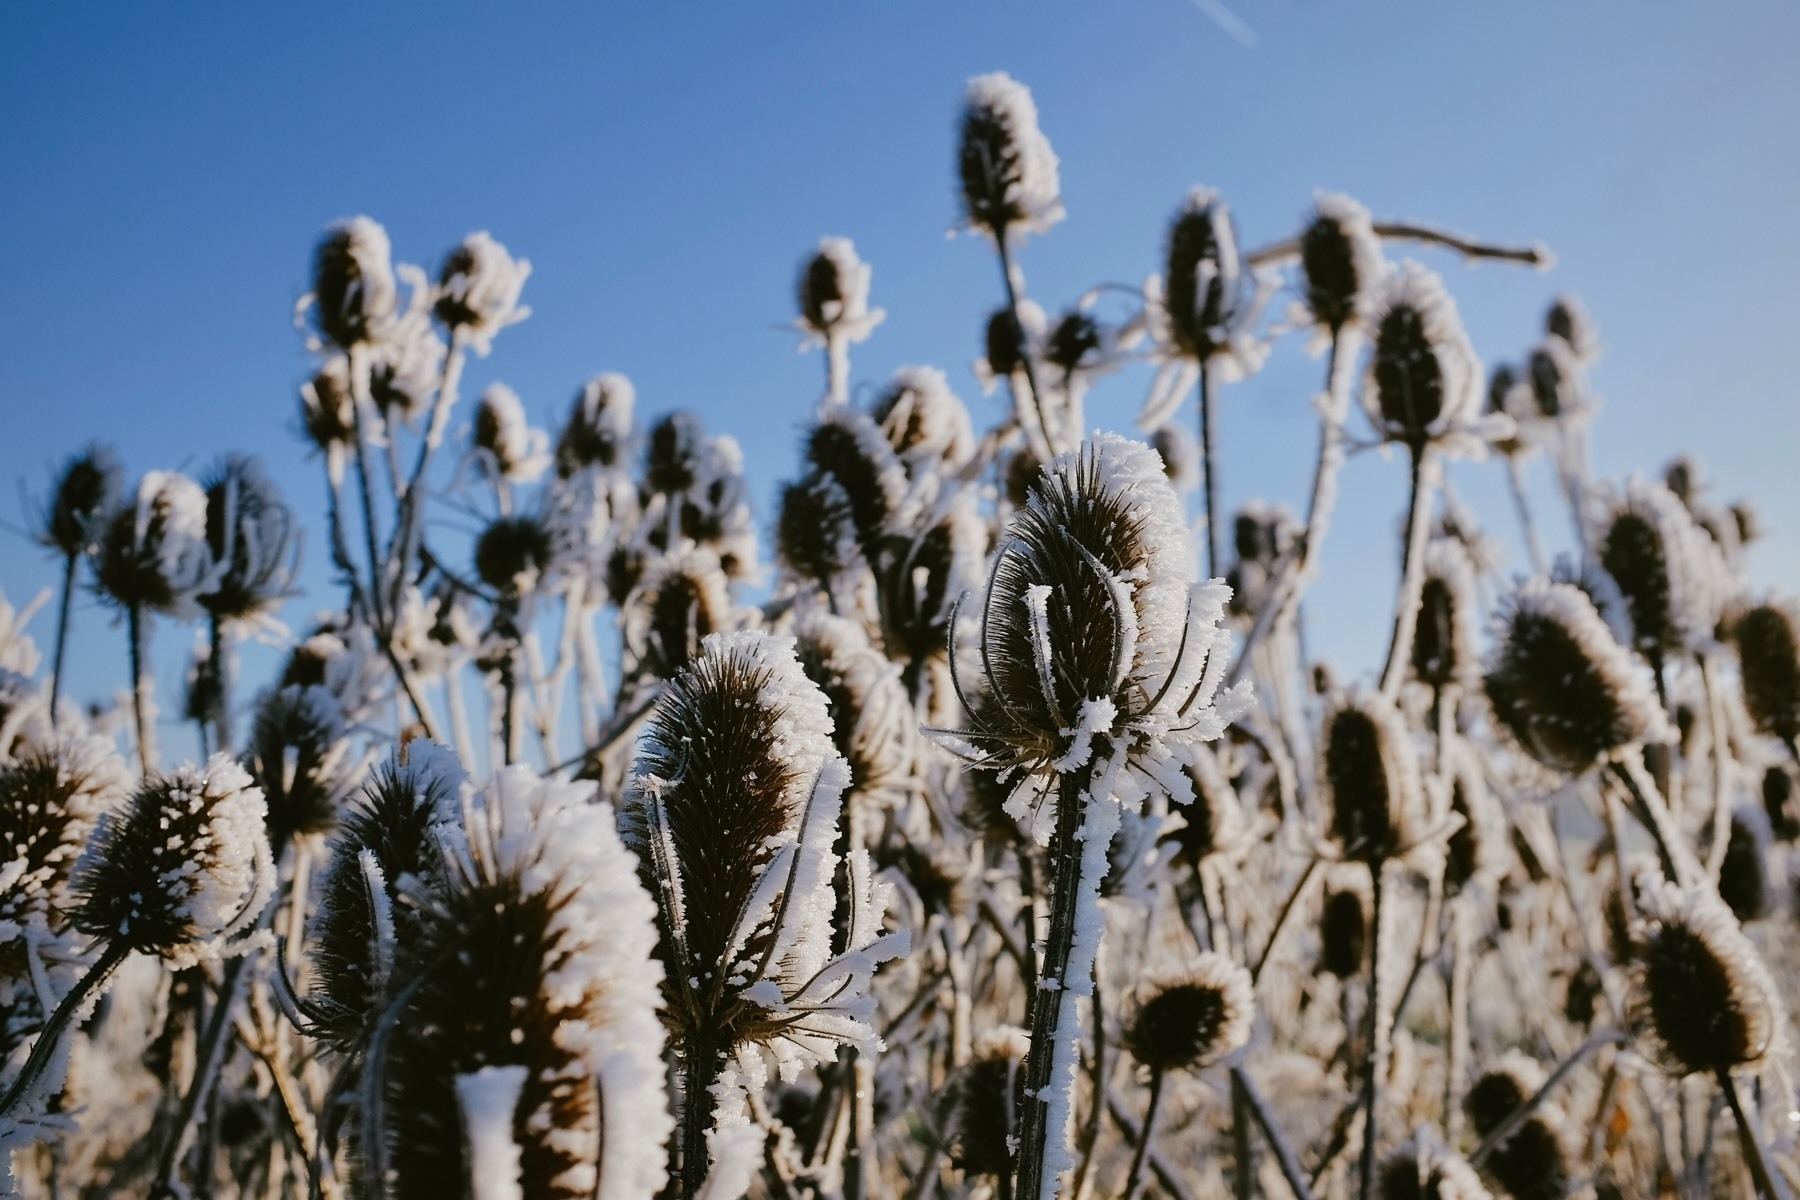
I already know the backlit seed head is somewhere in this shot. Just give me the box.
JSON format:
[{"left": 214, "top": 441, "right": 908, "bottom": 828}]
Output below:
[
  {"left": 432, "top": 230, "right": 531, "bottom": 354},
  {"left": 473, "top": 513, "right": 557, "bottom": 598},
  {"left": 92, "top": 470, "right": 218, "bottom": 619},
  {"left": 936, "top": 1026, "right": 1028, "bottom": 1178},
  {"left": 793, "top": 610, "right": 912, "bottom": 796},
  {"left": 1731, "top": 600, "right": 1800, "bottom": 745},
  {"left": 870, "top": 366, "right": 974, "bottom": 471},
  {"left": 38, "top": 444, "right": 123, "bottom": 560},
  {"left": 309, "top": 216, "right": 397, "bottom": 349},
  {"left": 244, "top": 684, "right": 353, "bottom": 850},
  {"left": 1590, "top": 478, "right": 1722, "bottom": 657},
  {"left": 1163, "top": 188, "right": 1249, "bottom": 360},
  {"left": 1124, "top": 953, "right": 1255, "bottom": 1073},
  {"left": 554, "top": 373, "right": 635, "bottom": 478},
  {"left": 1319, "top": 690, "right": 1427, "bottom": 866},
  {"left": 1318, "top": 865, "right": 1371, "bottom": 979},
  {"left": 1375, "top": 1140, "right": 1492, "bottom": 1200},
  {"left": 796, "top": 237, "right": 884, "bottom": 344},
  {"left": 0, "top": 734, "right": 129, "bottom": 951},
  {"left": 200, "top": 454, "right": 298, "bottom": 624},
  {"left": 956, "top": 72, "right": 1064, "bottom": 239},
  {"left": 1299, "top": 192, "right": 1385, "bottom": 334},
  {"left": 1360, "top": 262, "right": 1479, "bottom": 456},
  {"left": 622, "top": 545, "right": 739, "bottom": 683},
  {"left": 471, "top": 383, "right": 551, "bottom": 485},
  {"left": 1545, "top": 292, "right": 1600, "bottom": 364},
  {"left": 1411, "top": 539, "right": 1479, "bottom": 692},
  {"left": 1718, "top": 805, "right": 1773, "bottom": 924}
]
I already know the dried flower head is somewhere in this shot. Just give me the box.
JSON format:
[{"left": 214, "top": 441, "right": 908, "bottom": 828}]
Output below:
[
  {"left": 1299, "top": 191, "right": 1385, "bottom": 335},
  {"left": 434, "top": 230, "right": 531, "bottom": 355},
  {"left": 37, "top": 444, "right": 122, "bottom": 560},
  {"left": 1161, "top": 187, "right": 1256, "bottom": 364},
  {"left": 1442, "top": 742, "right": 1502, "bottom": 898},
  {"left": 70, "top": 755, "right": 274, "bottom": 966},
  {"left": 1762, "top": 765, "right": 1799, "bottom": 842},
  {"left": 801, "top": 407, "right": 909, "bottom": 554},
  {"left": 472, "top": 383, "right": 551, "bottom": 485},
  {"left": 1545, "top": 292, "right": 1600, "bottom": 364},
  {"left": 1360, "top": 261, "right": 1482, "bottom": 456},
  {"left": 1318, "top": 689, "right": 1429, "bottom": 866},
  {"left": 870, "top": 366, "right": 974, "bottom": 472},
  {"left": 956, "top": 72, "right": 1064, "bottom": 240},
  {"left": 308, "top": 216, "right": 398, "bottom": 350},
  {"left": 1629, "top": 873, "right": 1787, "bottom": 1077},
  {"left": 1150, "top": 423, "right": 1198, "bottom": 494},
  {"left": 474, "top": 514, "right": 557, "bottom": 598},
  {"left": 0, "top": 735, "right": 129, "bottom": 954},
  {"left": 1718, "top": 805, "right": 1773, "bottom": 924},
  {"left": 1044, "top": 308, "right": 1109, "bottom": 378},
  {"left": 1376, "top": 1139, "right": 1492, "bottom": 1200},
  {"left": 300, "top": 357, "right": 357, "bottom": 479},
  {"left": 1464, "top": 1054, "right": 1572, "bottom": 1200},
  {"left": 622, "top": 545, "right": 739, "bottom": 683},
  {"left": 1484, "top": 579, "right": 1671, "bottom": 774},
  {"left": 978, "top": 300, "right": 1045, "bottom": 394},
  {"left": 1319, "top": 864, "right": 1371, "bottom": 979},
  {"left": 1411, "top": 539, "right": 1480, "bottom": 692},
  {"left": 553, "top": 373, "right": 635, "bottom": 478},
  {"left": 1162, "top": 741, "right": 1253, "bottom": 870},
  {"left": 243, "top": 683, "right": 353, "bottom": 850},
  {"left": 1591, "top": 477, "right": 1722, "bottom": 657},
  {"left": 1124, "top": 953, "right": 1254, "bottom": 1073},
  {"left": 1731, "top": 599, "right": 1800, "bottom": 746},
  {"left": 200, "top": 455, "right": 297, "bottom": 626},
  {"left": 377, "top": 766, "right": 670, "bottom": 1200},
  {"left": 876, "top": 493, "right": 986, "bottom": 685},
  {"left": 776, "top": 472, "right": 867, "bottom": 609},
  {"left": 796, "top": 237, "right": 885, "bottom": 344},
  {"left": 793, "top": 611, "right": 912, "bottom": 796},
  {"left": 92, "top": 470, "right": 218, "bottom": 618},
  {"left": 935, "top": 1026, "right": 1028, "bottom": 1178}
]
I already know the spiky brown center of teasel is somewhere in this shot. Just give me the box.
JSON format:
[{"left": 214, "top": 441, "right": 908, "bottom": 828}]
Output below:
[
  {"left": 1319, "top": 694, "right": 1423, "bottom": 866},
  {"left": 1300, "top": 214, "right": 1365, "bottom": 334},
  {"left": 1164, "top": 194, "right": 1241, "bottom": 358},
  {"left": 937, "top": 1028, "right": 1028, "bottom": 1178},
  {"left": 1124, "top": 956, "right": 1254, "bottom": 1074},
  {"left": 1594, "top": 484, "right": 1701, "bottom": 658},
  {"left": 0, "top": 740, "right": 123, "bottom": 949},
  {"left": 1734, "top": 602, "right": 1800, "bottom": 745},
  {"left": 41, "top": 444, "right": 122, "bottom": 559},
  {"left": 245, "top": 683, "right": 350, "bottom": 850},
  {"left": 1630, "top": 876, "right": 1784, "bottom": 1077},
  {"left": 623, "top": 548, "right": 733, "bottom": 683},
  {"left": 1465, "top": 1058, "right": 1572, "bottom": 1200}
]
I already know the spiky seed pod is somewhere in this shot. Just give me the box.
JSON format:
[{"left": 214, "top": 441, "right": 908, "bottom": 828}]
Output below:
[
  {"left": 1484, "top": 579, "right": 1672, "bottom": 775},
  {"left": 777, "top": 473, "right": 866, "bottom": 601},
  {"left": 1002, "top": 444, "right": 1041, "bottom": 509},
  {"left": 935, "top": 1026, "right": 1028, "bottom": 1178},
  {"left": 474, "top": 514, "right": 557, "bottom": 598},
  {"left": 1629, "top": 873, "right": 1786, "bottom": 1077},
  {"left": 300, "top": 357, "right": 357, "bottom": 464},
  {"left": 1162, "top": 188, "right": 1249, "bottom": 360},
  {"left": 1762, "top": 765, "right": 1799, "bottom": 842},
  {"left": 70, "top": 755, "right": 273, "bottom": 966},
  {"left": 38, "top": 444, "right": 123, "bottom": 560},
  {"left": 1663, "top": 454, "right": 1702, "bottom": 507},
  {"left": 1162, "top": 742, "right": 1252, "bottom": 870},
  {"left": 199, "top": 455, "right": 297, "bottom": 625},
  {"left": 802, "top": 408, "right": 909, "bottom": 553},
  {"left": 1150, "top": 423, "right": 1197, "bottom": 494},
  {"left": 982, "top": 304, "right": 1037, "bottom": 389},
  {"left": 472, "top": 383, "right": 551, "bottom": 485},
  {"left": 644, "top": 411, "right": 708, "bottom": 496},
  {"left": 1732, "top": 600, "right": 1800, "bottom": 746},
  {"left": 1442, "top": 744, "right": 1501, "bottom": 898},
  {"left": 553, "top": 373, "right": 634, "bottom": 478},
  {"left": 1545, "top": 292, "right": 1600, "bottom": 364},
  {"left": 1375, "top": 1141, "right": 1493, "bottom": 1200},
  {"left": 377, "top": 766, "right": 670, "bottom": 1200},
  {"left": 1411, "top": 540, "right": 1480, "bottom": 692},
  {"left": 1226, "top": 502, "right": 1298, "bottom": 616},
  {"left": 243, "top": 684, "right": 353, "bottom": 851},
  {"left": 796, "top": 237, "right": 885, "bottom": 344},
  {"left": 956, "top": 72, "right": 1064, "bottom": 239},
  {"left": 1718, "top": 805, "right": 1773, "bottom": 924},
  {"left": 1360, "top": 261, "right": 1480, "bottom": 456},
  {"left": 1318, "top": 690, "right": 1429, "bottom": 866},
  {"left": 1044, "top": 309, "right": 1106, "bottom": 376},
  {"left": 306, "top": 744, "right": 466, "bottom": 1051},
  {"left": 1565, "top": 959, "right": 1604, "bottom": 1027},
  {"left": 1464, "top": 1056, "right": 1572, "bottom": 1200},
  {"left": 871, "top": 366, "right": 975, "bottom": 471},
  {"left": 1124, "top": 954, "right": 1254, "bottom": 1074},
  {"left": 877, "top": 494, "right": 986, "bottom": 676},
  {"left": 0, "top": 735, "right": 129, "bottom": 958},
  {"left": 1319, "top": 866, "right": 1371, "bottom": 979},
  {"left": 1299, "top": 192, "right": 1385, "bottom": 334},
  {"left": 1591, "top": 478, "right": 1720, "bottom": 658},
  {"left": 622, "top": 545, "right": 738, "bottom": 683},
  {"left": 310, "top": 216, "right": 398, "bottom": 349},
  {"left": 92, "top": 471, "right": 218, "bottom": 618},
  {"left": 793, "top": 611, "right": 912, "bottom": 796},
  {"left": 433, "top": 230, "right": 531, "bottom": 354},
  {"left": 1485, "top": 364, "right": 1529, "bottom": 458}
]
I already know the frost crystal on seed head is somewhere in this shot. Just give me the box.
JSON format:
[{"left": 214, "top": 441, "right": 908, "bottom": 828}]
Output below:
[
  {"left": 434, "top": 230, "right": 532, "bottom": 355},
  {"left": 796, "top": 237, "right": 885, "bottom": 345},
  {"left": 1360, "top": 261, "right": 1486, "bottom": 457},
  {"left": 957, "top": 72, "right": 1064, "bottom": 240},
  {"left": 308, "top": 216, "right": 398, "bottom": 350}
]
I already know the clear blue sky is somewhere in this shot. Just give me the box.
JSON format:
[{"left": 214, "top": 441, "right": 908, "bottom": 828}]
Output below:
[{"left": 3, "top": 2, "right": 1797, "bottom": 728}]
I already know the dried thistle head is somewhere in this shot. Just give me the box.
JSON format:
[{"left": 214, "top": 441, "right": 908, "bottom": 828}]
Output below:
[
  {"left": 1718, "top": 805, "right": 1773, "bottom": 924},
  {"left": 1590, "top": 478, "right": 1722, "bottom": 658},
  {"left": 244, "top": 683, "right": 353, "bottom": 851},
  {"left": 1318, "top": 690, "right": 1428, "bottom": 866},
  {"left": 1162, "top": 741, "right": 1253, "bottom": 871},
  {"left": 796, "top": 237, "right": 884, "bottom": 344},
  {"left": 876, "top": 492, "right": 986, "bottom": 674},
  {"left": 553, "top": 373, "right": 634, "bottom": 478},
  {"left": 71, "top": 755, "right": 273, "bottom": 966},
  {"left": 1360, "top": 261, "right": 1480, "bottom": 456},
  {"left": 1410, "top": 539, "right": 1480, "bottom": 693},
  {"left": 956, "top": 72, "right": 1063, "bottom": 240},
  {"left": 0, "top": 734, "right": 129, "bottom": 958},
  {"left": 870, "top": 366, "right": 973, "bottom": 472},
  {"left": 622, "top": 545, "right": 739, "bottom": 683},
  {"left": 1163, "top": 187, "right": 1250, "bottom": 361},
  {"left": 92, "top": 470, "right": 218, "bottom": 618},
  {"left": 1629, "top": 872, "right": 1786, "bottom": 1077},
  {"left": 37, "top": 443, "right": 122, "bottom": 560},
  {"left": 793, "top": 610, "right": 912, "bottom": 797},
  {"left": 1762, "top": 765, "right": 1799, "bottom": 842},
  {"left": 801, "top": 407, "right": 908, "bottom": 554},
  {"left": 474, "top": 513, "right": 557, "bottom": 598},
  {"left": 200, "top": 454, "right": 297, "bottom": 625},
  {"left": 1441, "top": 741, "right": 1502, "bottom": 898},
  {"left": 1318, "top": 864, "right": 1371, "bottom": 979},
  {"left": 644, "top": 411, "right": 708, "bottom": 496},
  {"left": 1375, "top": 1139, "right": 1492, "bottom": 1200},
  {"left": 309, "top": 216, "right": 397, "bottom": 350},
  {"left": 1484, "top": 579, "right": 1671, "bottom": 774},
  {"left": 375, "top": 766, "right": 669, "bottom": 1200},
  {"left": 472, "top": 383, "right": 551, "bottom": 485},
  {"left": 1545, "top": 292, "right": 1600, "bottom": 364},
  {"left": 1731, "top": 599, "right": 1800, "bottom": 746},
  {"left": 935, "top": 1026, "right": 1028, "bottom": 1178},
  {"left": 1299, "top": 192, "right": 1385, "bottom": 335},
  {"left": 433, "top": 230, "right": 531, "bottom": 354},
  {"left": 1124, "top": 953, "right": 1255, "bottom": 1074}
]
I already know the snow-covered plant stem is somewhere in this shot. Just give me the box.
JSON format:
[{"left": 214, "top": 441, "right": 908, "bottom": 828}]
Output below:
[
  {"left": 208, "top": 611, "right": 231, "bottom": 751},
  {"left": 1198, "top": 360, "right": 1220, "bottom": 581},
  {"left": 1355, "top": 861, "right": 1387, "bottom": 1200},
  {"left": 1718, "top": 1067, "right": 1791, "bottom": 1200},
  {"left": 49, "top": 550, "right": 77, "bottom": 725},
  {"left": 993, "top": 232, "right": 1050, "bottom": 453},
  {"left": 1377, "top": 448, "right": 1437, "bottom": 701},
  {"left": 127, "top": 600, "right": 153, "bottom": 773},
  {"left": 345, "top": 344, "right": 388, "bottom": 632},
  {"left": 0, "top": 939, "right": 129, "bottom": 1119}
]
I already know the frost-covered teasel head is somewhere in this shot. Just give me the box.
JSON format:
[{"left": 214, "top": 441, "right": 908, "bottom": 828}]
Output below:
[
  {"left": 1730, "top": 598, "right": 1800, "bottom": 748},
  {"left": 1150, "top": 423, "right": 1198, "bottom": 494},
  {"left": 1318, "top": 864, "right": 1371, "bottom": 979},
  {"left": 622, "top": 544, "right": 741, "bottom": 683},
  {"left": 1463, "top": 1054, "right": 1572, "bottom": 1200},
  {"left": 975, "top": 299, "right": 1047, "bottom": 396},
  {"left": 956, "top": 72, "right": 1064, "bottom": 241},
  {"left": 365, "top": 280, "right": 447, "bottom": 425},
  {"left": 1152, "top": 188, "right": 1266, "bottom": 378},
  {"left": 1162, "top": 742, "right": 1254, "bottom": 871},
  {"left": 1044, "top": 307, "right": 1114, "bottom": 381},
  {"left": 870, "top": 366, "right": 974, "bottom": 474},
  {"left": 875, "top": 491, "right": 987, "bottom": 688},
  {"left": 300, "top": 356, "right": 358, "bottom": 485},
  {"left": 935, "top": 1026, "right": 1028, "bottom": 1180},
  {"left": 777, "top": 473, "right": 869, "bottom": 614},
  {"left": 474, "top": 513, "right": 558, "bottom": 599},
  {"left": 1123, "top": 953, "right": 1254, "bottom": 1073},
  {"left": 553, "top": 373, "right": 634, "bottom": 478},
  {"left": 1484, "top": 578, "right": 1672, "bottom": 775},
  {"left": 0, "top": 734, "right": 129, "bottom": 954},
  {"left": 1410, "top": 539, "right": 1480, "bottom": 693},
  {"left": 624, "top": 631, "right": 899, "bottom": 1077},
  {"left": 793, "top": 611, "right": 912, "bottom": 798},
  {"left": 199, "top": 455, "right": 297, "bottom": 627},
  {"left": 93, "top": 470, "right": 218, "bottom": 619},
  {"left": 305, "top": 743, "right": 466, "bottom": 1051},
  {"left": 37, "top": 444, "right": 122, "bottom": 561},
  {"left": 70, "top": 755, "right": 273, "bottom": 966},
  {"left": 1441, "top": 742, "right": 1503, "bottom": 899},
  {"left": 1318, "top": 689, "right": 1433, "bottom": 867},
  {"left": 1590, "top": 477, "right": 1725, "bottom": 658},
  {"left": 376, "top": 766, "right": 670, "bottom": 1200},
  {"left": 243, "top": 684, "right": 353, "bottom": 851},
  {"left": 1360, "top": 261, "right": 1484, "bottom": 457},
  {"left": 800, "top": 406, "right": 909, "bottom": 555},
  {"left": 796, "top": 237, "right": 885, "bottom": 345},
  {"left": 1298, "top": 191, "right": 1386, "bottom": 336},
  {"left": 281, "top": 617, "right": 387, "bottom": 723},
  {"left": 1375, "top": 1139, "right": 1492, "bottom": 1200},
  {"left": 307, "top": 216, "right": 398, "bottom": 350},
  {"left": 1545, "top": 292, "right": 1600, "bottom": 365},
  {"left": 433, "top": 230, "right": 531, "bottom": 355},
  {"left": 472, "top": 384, "right": 551, "bottom": 485},
  {"left": 1629, "top": 872, "right": 1787, "bottom": 1078},
  {"left": 960, "top": 434, "right": 1245, "bottom": 782},
  {"left": 1718, "top": 805, "right": 1773, "bottom": 924}
]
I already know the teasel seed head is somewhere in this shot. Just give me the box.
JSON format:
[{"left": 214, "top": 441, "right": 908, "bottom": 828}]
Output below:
[
  {"left": 1318, "top": 690, "right": 1429, "bottom": 866},
  {"left": 1045, "top": 308, "right": 1107, "bottom": 377},
  {"left": 776, "top": 472, "right": 867, "bottom": 606},
  {"left": 1163, "top": 187, "right": 1250, "bottom": 361},
  {"left": 1299, "top": 191, "right": 1385, "bottom": 335},
  {"left": 935, "top": 1026, "right": 1028, "bottom": 1178},
  {"left": 1731, "top": 599, "right": 1800, "bottom": 746},
  {"left": 306, "top": 742, "right": 466, "bottom": 1051},
  {"left": 1150, "top": 423, "right": 1198, "bottom": 494},
  {"left": 956, "top": 72, "right": 1064, "bottom": 240},
  {"left": 876, "top": 492, "right": 985, "bottom": 675},
  {"left": 1318, "top": 864, "right": 1371, "bottom": 979},
  {"left": 1565, "top": 959, "right": 1604, "bottom": 1027},
  {"left": 472, "top": 383, "right": 551, "bottom": 485},
  {"left": 622, "top": 545, "right": 739, "bottom": 683},
  {"left": 644, "top": 410, "right": 708, "bottom": 496},
  {"left": 554, "top": 373, "right": 635, "bottom": 478},
  {"left": 1484, "top": 578, "right": 1672, "bottom": 775},
  {"left": 801, "top": 407, "right": 908, "bottom": 554},
  {"left": 1360, "top": 261, "right": 1480, "bottom": 457},
  {"left": 1375, "top": 1140, "right": 1492, "bottom": 1200},
  {"left": 796, "top": 237, "right": 884, "bottom": 344},
  {"left": 37, "top": 444, "right": 122, "bottom": 560},
  {"left": 1124, "top": 953, "right": 1255, "bottom": 1073},
  {"left": 981, "top": 302, "right": 1042, "bottom": 392},
  {"left": 0, "top": 734, "right": 129, "bottom": 956},
  {"left": 1718, "top": 804, "right": 1773, "bottom": 924},
  {"left": 1762, "top": 765, "right": 1799, "bottom": 842},
  {"left": 792, "top": 610, "right": 912, "bottom": 797},
  {"left": 300, "top": 356, "right": 357, "bottom": 481},
  {"left": 244, "top": 683, "right": 354, "bottom": 851},
  {"left": 376, "top": 766, "right": 670, "bottom": 1200},
  {"left": 200, "top": 454, "right": 298, "bottom": 625},
  {"left": 1411, "top": 539, "right": 1480, "bottom": 692},
  {"left": 869, "top": 366, "right": 974, "bottom": 472},
  {"left": 1442, "top": 742, "right": 1502, "bottom": 898},
  {"left": 70, "top": 754, "right": 274, "bottom": 966},
  {"left": 1545, "top": 292, "right": 1600, "bottom": 365},
  {"left": 309, "top": 216, "right": 398, "bottom": 350},
  {"left": 1162, "top": 742, "right": 1253, "bottom": 871},
  {"left": 1629, "top": 872, "right": 1787, "bottom": 1077},
  {"left": 1590, "top": 478, "right": 1721, "bottom": 658},
  {"left": 474, "top": 513, "right": 557, "bottom": 598},
  {"left": 92, "top": 470, "right": 218, "bottom": 619},
  {"left": 433, "top": 230, "right": 532, "bottom": 355}
]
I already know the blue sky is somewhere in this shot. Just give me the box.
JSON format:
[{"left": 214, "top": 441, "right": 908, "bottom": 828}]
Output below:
[{"left": 3, "top": 2, "right": 1797, "bottom": 732}]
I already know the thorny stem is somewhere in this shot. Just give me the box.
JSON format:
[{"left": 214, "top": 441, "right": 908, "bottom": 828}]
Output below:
[
  {"left": 1356, "top": 862, "right": 1385, "bottom": 1200},
  {"left": 1378, "top": 448, "right": 1435, "bottom": 701},
  {"left": 128, "top": 601, "right": 153, "bottom": 775},
  {"left": 1069, "top": 952, "right": 1106, "bottom": 1200},
  {"left": 209, "top": 613, "right": 231, "bottom": 753},
  {"left": 1120, "top": 1066, "right": 1163, "bottom": 1200},
  {"left": 49, "top": 551, "right": 76, "bottom": 727},
  {"left": 682, "top": 1043, "right": 724, "bottom": 1198},
  {"left": 1198, "top": 359, "right": 1221, "bottom": 581},
  {"left": 1231, "top": 1068, "right": 1253, "bottom": 1200},
  {"left": 1717, "top": 1066, "right": 1792, "bottom": 1200},
  {"left": 0, "top": 939, "right": 130, "bottom": 1119}
]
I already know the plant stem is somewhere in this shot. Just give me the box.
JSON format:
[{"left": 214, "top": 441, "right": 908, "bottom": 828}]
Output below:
[
  {"left": 127, "top": 601, "right": 152, "bottom": 775},
  {"left": 993, "top": 232, "right": 1051, "bottom": 455},
  {"left": 1356, "top": 862, "right": 1385, "bottom": 1200},
  {"left": 1718, "top": 1066, "right": 1792, "bottom": 1200},
  {"left": 1232, "top": 1067, "right": 1254, "bottom": 1200},
  {"left": 1198, "top": 359, "right": 1221, "bottom": 581},
  {"left": 682, "top": 1043, "right": 722, "bottom": 1198},
  {"left": 1378, "top": 449, "right": 1434, "bottom": 701},
  {"left": 1231, "top": 1064, "right": 1317, "bottom": 1200},
  {"left": 1244, "top": 223, "right": 1550, "bottom": 269},
  {"left": 209, "top": 614, "right": 231, "bottom": 753},
  {"left": 1503, "top": 456, "right": 1547, "bottom": 575},
  {"left": 49, "top": 552, "right": 77, "bottom": 728},
  {"left": 1120, "top": 1067, "right": 1163, "bottom": 1200},
  {"left": 1252, "top": 857, "right": 1320, "bottom": 985},
  {"left": 0, "top": 940, "right": 130, "bottom": 1119}
]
